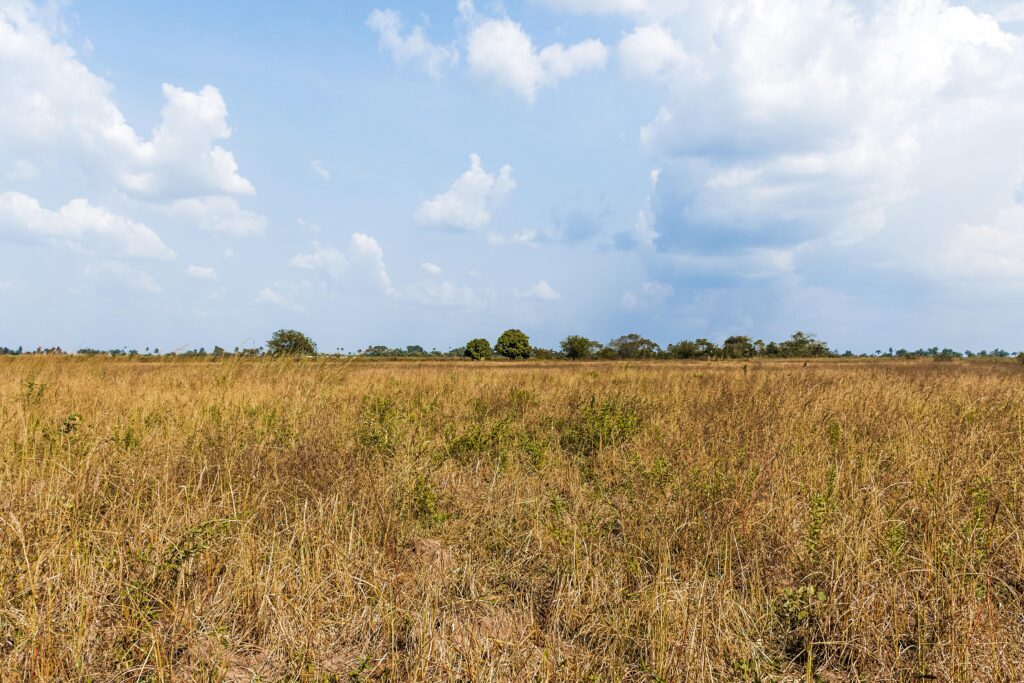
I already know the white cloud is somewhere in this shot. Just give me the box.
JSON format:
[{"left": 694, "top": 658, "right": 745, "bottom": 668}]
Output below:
[
  {"left": 415, "top": 153, "right": 515, "bottom": 230},
  {"left": 403, "top": 279, "right": 481, "bottom": 308},
  {"left": 0, "top": 3, "right": 254, "bottom": 199},
  {"left": 619, "top": 24, "right": 692, "bottom": 80},
  {"left": 348, "top": 232, "right": 394, "bottom": 294},
  {"left": 514, "top": 279, "right": 561, "bottom": 301},
  {"left": 0, "top": 191, "right": 174, "bottom": 259},
  {"left": 465, "top": 10, "right": 607, "bottom": 101},
  {"left": 420, "top": 261, "right": 442, "bottom": 276},
  {"left": 547, "top": 0, "right": 1024, "bottom": 302},
  {"left": 255, "top": 285, "right": 303, "bottom": 311},
  {"left": 185, "top": 265, "right": 217, "bottom": 280},
  {"left": 311, "top": 159, "right": 330, "bottom": 180},
  {"left": 161, "top": 196, "right": 267, "bottom": 235},
  {"left": 367, "top": 8, "right": 459, "bottom": 78},
  {"left": 290, "top": 244, "right": 348, "bottom": 278},
  {"left": 290, "top": 234, "right": 394, "bottom": 293},
  {"left": 85, "top": 260, "right": 161, "bottom": 293},
  {"left": 939, "top": 205, "right": 1024, "bottom": 281},
  {"left": 487, "top": 228, "right": 539, "bottom": 247}
]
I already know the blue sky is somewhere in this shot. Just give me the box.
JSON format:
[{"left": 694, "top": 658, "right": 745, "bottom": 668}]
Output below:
[{"left": 2, "top": 0, "right": 1024, "bottom": 353}]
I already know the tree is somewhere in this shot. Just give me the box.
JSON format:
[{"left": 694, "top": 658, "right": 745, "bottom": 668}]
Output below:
[
  {"left": 464, "top": 338, "right": 492, "bottom": 360},
  {"left": 495, "top": 329, "right": 531, "bottom": 359},
  {"left": 561, "top": 335, "right": 600, "bottom": 360},
  {"left": 667, "top": 340, "right": 700, "bottom": 359},
  {"left": 779, "top": 331, "right": 830, "bottom": 358},
  {"left": 608, "top": 333, "right": 661, "bottom": 359},
  {"left": 722, "top": 335, "right": 755, "bottom": 358},
  {"left": 266, "top": 329, "right": 317, "bottom": 355}
]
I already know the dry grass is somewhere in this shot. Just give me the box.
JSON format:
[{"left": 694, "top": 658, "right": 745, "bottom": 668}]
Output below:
[{"left": 2, "top": 357, "right": 1023, "bottom": 681}]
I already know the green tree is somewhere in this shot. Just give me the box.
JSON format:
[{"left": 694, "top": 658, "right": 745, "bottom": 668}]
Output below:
[
  {"left": 495, "top": 329, "right": 531, "bottom": 359},
  {"left": 608, "top": 333, "right": 661, "bottom": 359},
  {"left": 779, "top": 331, "right": 830, "bottom": 358},
  {"left": 464, "top": 338, "right": 492, "bottom": 360},
  {"left": 667, "top": 340, "right": 700, "bottom": 359},
  {"left": 561, "top": 335, "right": 601, "bottom": 360},
  {"left": 266, "top": 329, "right": 317, "bottom": 355},
  {"left": 722, "top": 335, "right": 755, "bottom": 358}
]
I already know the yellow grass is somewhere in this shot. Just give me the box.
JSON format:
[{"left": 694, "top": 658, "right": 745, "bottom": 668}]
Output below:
[{"left": 1, "top": 357, "right": 1023, "bottom": 681}]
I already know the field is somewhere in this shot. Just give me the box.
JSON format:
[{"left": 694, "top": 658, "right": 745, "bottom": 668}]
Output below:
[{"left": 2, "top": 357, "right": 1023, "bottom": 681}]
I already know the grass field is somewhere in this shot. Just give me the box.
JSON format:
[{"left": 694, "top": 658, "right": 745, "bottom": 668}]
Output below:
[{"left": 2, "top": 357, "right": 1023, "bottom": 681}]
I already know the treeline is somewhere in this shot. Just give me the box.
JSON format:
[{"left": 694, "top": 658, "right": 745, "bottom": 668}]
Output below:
[{"left": 4, "top": 329, "right": 1022, "bottom": 362}]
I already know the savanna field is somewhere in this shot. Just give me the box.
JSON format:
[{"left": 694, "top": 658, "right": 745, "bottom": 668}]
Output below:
[{"left": 2, "top": 357, "right": 1024, "bottom": 682}]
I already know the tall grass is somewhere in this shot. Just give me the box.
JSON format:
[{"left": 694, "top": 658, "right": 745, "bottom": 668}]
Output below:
[{"left": 1, "top": 357, "right": 1023, "bottom": 681}]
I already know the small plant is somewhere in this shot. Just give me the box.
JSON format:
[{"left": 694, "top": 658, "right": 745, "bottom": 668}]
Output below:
[
  {"left": 411, "top": 475, "right": 448, "bottom": 528},
  {"left": 60, "top": 412, "right": 82, "bottom": 434},
  {"left": 775, "top": 584, "right": 827, "bottom": 664}
]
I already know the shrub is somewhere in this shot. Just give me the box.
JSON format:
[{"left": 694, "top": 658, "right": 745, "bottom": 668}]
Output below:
[
  {"left": 464, "top": 338, "right": 492, "bottom": 360},
  {"left": 266, "top": 329, "right": 316, "bottom": 355},
  {"left": 495, "top": 329, "right": 531, "bottom": 359}
]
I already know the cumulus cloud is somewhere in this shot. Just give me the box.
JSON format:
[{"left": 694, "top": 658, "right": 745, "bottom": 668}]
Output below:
[
  {"left": 514, "top": 279, "right": 561, "bottom": 301},
  {"left": 367, "top": 8, "right": 459, "bottom": 78},
  {"left": 85, "top": 260, "right": 162, "bottom": 293},
  {"left": 420, "top": 261, "right": 442, "bottom": 276},
  {"left": 0, "top": 3, "right": 254, "bottom": 199},
  {"left": 0, "top": 191, "right": 174, "bottom": 259},
  {"left": 464, "top": 7, "right": 608, "bottom": 101},
  {"left": 290, "top": 234, "right": 394, "bottom": 293},
  {"left": 415, "top": 154, "right": 515, "bottom": 230},
  {"left": 538, "top": 0, "right": 1024, "bottom": 336},
  {"left": 185, "top": 265, "right": 217, "bottom": 280},
  {"left": 161, "top": 197, "right": 267, "bottom": 236}
]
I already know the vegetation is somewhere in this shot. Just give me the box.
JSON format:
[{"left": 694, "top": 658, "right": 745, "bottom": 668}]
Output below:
[
  {"left": 2, "top": 356, "right": 1023, "bottom": 680},
  {"left": 560, "top": 335, "right": 601, "bottom": 360},
  {"left": 495, "top": 329, "right": 532, "bottom": 360},
  {"left": 266, "top": 329, "right": 317, "bottom": 356},
  {"left": 463, "top": 338, "right": 492, "bottom": 360}
]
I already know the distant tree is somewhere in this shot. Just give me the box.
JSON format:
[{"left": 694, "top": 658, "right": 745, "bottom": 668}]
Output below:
[
  {"left": 561, "top": 335, "right": 600, "bottom": 360},
  {"left": 608, "top": 333, "right": 661, "bottom": 359},
  {"left": 267, "top": 329, "right": 317, "bottom": 355},
  {"left": 722, "top": 335, "right": 755, "bottom": 359},
  {"left": 1016, "top": 352, "right": 1024, "bottom": 365},
  {"left": 464, "top": 338, "right": 492, "bottom": 360},
  {"left": 667, "top": 340, "right": 700, "bottom": 359},
  {"left": 533, "top": 348, "right": 557, "bottom": 360},
  {"left": 406, "top": 345, "right": 425, "bottom": 355},
  {"left": 597, "top": 347, "right": 619, "bottom": 360},
  {"left": 779, "top": 331, "right": 830, "bottom": 358},
  {"left": 495, "top": 329, "right": 531, "bottom": 359}
]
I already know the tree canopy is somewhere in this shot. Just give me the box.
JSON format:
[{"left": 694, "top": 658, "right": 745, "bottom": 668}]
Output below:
[
  {"left": 495, "top": 329, "right": 531, "bottom": 359},
  {"left": 266, "top": 329, "right": 316, "bottom": 355},
  {"left": 464, "top": 338, "right": 492, "bottom": 360}
]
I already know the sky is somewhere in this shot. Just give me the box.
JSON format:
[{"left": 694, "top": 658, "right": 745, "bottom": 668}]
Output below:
[{"left": 1, "top": 0, "right": 1024, "bottom": 353}]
